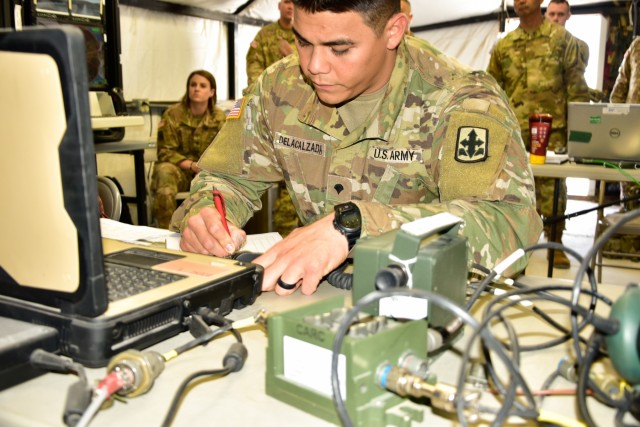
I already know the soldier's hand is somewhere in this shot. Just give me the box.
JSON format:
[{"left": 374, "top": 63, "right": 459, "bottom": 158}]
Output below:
[
  {"left": 254, "top": 213, "right": 349, "bottom": 296},
  {"left": 278, "top": 38, "right": 293, "bottom": 57},
  {"left": 180, "top": 206, "right": 246, "bottom": 257}
]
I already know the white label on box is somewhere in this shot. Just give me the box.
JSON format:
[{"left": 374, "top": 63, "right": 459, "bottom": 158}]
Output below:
[
  {"left": 379, "top": 296, "right": 428, "bottom": 320},
  {"left": 603, "top": 104, "right": 630, "bottom": 115},
  {"left": 283, "top": 336, "right": 347, "bottom": 398}
]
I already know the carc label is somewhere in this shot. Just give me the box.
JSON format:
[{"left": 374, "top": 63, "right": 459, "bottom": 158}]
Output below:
[{"left": 283, "top": 335, "right": 346, "bottom": 398}]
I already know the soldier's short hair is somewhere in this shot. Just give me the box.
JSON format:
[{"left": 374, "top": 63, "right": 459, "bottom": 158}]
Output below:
[
  {"left": 549, "top": 0, "right": 570, "bottom": 6},
  {"left": 293, "top": 0, "right": 400, "bottom": 36}
]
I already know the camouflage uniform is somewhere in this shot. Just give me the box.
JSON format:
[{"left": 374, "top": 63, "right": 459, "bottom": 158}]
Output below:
[
  {"left": 172, "top": 37, "right": 542, "bottom": 276},
  {"left": 571, "top": 32, "right": 605, "bottom": 102},
  {"left": 151, "top": 102, "right": 226, "bottom": 228},
  {"left": 611, "top": 37, "right": 640, "bottom": 104},
  {"left": 610, "top": 35, "right": 640, "bottom": 212},
  {"left": 487, "top": 19, "right": 589, "bottom": 243},
  {"left": 245, "top": 20, "right": 299, "bottom": 235},
  {"left": 575, "top": 36, "right": 589, "bottom": 68},
  {"left": 607, "top": 36, "right": 640, "bottom": 257},
  {"left": 245, "top": 21, "right": 296, "bottom": 90}
]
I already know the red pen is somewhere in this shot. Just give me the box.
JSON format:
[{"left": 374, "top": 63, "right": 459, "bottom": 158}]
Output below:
[{"left": 213, "top": 189, "right": 231, "bottom": 235}]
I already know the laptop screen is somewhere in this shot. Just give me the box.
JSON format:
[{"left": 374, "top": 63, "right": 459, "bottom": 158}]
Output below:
[{"left": 0, "top": 27, "right": 108, "bottom": 317}]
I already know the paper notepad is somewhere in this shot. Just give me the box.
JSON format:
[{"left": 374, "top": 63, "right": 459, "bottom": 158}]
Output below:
[
  {"left": 100, "top": 218, "right": 283, "bottom": 254},
  {"left": 165, "top": 232, "right": 282, "bottom": 253}
]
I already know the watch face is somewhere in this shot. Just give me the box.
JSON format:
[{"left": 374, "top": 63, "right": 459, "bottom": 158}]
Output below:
[
  {"left": 340, "top": 210, "right": 361, "bottom": 230},
  {"left": 336, "top": 203, "right": 361, "bottom": 231}
]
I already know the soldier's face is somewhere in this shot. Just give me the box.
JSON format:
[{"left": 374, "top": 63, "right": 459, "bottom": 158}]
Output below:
[
  {"left": 514, "top": 0, "right": 543, "bottom": 19},
  {"left": 188, "top": 74, "right": 214, "bottom": 104},
  {"left": 293, "top": 9, "right": 402, "bottom": 106},
  {"left": 279, "top": 0, "right": 294, "bottom": 21},
  {"left": 545, "top": 3, "right": 570, "bottom": 26}
]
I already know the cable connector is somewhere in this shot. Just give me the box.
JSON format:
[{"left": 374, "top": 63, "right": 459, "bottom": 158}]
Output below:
[
  {"left": 97, "top": 371, "right": 126, "bottom": 398},
  {"left": 377, "top": 364, "right": 480, "bottom": 419},
  {"left": 106, "top": 349, "right": 165, "bottom": 398},
  {"left": 252, "top": 308, "right": 270, "bottom": 330},
  {"left": 558, "top": 356, "right": 624, "bottom": 401},
  {"left": 397, "top": 352, "right": 433, "bottom": 381},
  {"left": 223, "top": 342, "right": 249, "bottom": 372},
  {"left": 230, "top": 309, "right": 270, "bottom": 331}
]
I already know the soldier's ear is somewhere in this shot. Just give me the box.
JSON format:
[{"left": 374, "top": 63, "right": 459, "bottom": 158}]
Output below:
[{"left": 385, "top": 13, "right": 407, "bottom": 50}]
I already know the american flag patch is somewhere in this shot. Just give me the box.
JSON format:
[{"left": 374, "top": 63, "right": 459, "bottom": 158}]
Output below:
[{"left": 226, "top": 98, "right": 245, "bottom": 120}]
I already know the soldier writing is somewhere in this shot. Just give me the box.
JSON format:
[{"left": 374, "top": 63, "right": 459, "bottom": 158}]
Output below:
[{"left": 172, "top": 0, "right": 542, "bottom": 296}]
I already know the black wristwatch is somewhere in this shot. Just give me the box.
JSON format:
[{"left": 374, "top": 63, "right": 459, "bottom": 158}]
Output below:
[{"left": 333, "top": 202, "right": 362, "bottom": 250}]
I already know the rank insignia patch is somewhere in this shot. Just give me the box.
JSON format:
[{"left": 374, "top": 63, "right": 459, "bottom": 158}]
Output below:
[{"left": 455, "top": 127, "right": 488, "bottom": 163}]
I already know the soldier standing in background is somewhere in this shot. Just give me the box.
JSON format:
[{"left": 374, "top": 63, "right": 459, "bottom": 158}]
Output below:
[
  {"left": 611, "top": 37, "right": 640, "bottom": 114},
  {"left": 172, "top": 0, "right": 542, "bottom": 296},
  {"left": 545, "top": 0, "right": 588, "bottom": 65},
  {"left": 245, "top": 0, "right": 296, "bottom": 90},
  {"left": 487, "top": 0, "right": 590, "bottom": 269},
  {"left": 151, "top": 70, "right": 226, "bottom": 229},
  {"left": 245, "top": 0, "right": 299, "bottom": 236},
  {"left": 607, "top": 36, "right": 640, "bottom": 257},
  {"left": 545, "top": 0, "right": 604, "bottom": 101}
]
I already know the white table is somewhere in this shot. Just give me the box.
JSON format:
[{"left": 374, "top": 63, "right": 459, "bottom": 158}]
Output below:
[
  {"left": 0, "top": 276, "right": 627, "bottom": 427},
  {"left": 530, "top": 162, "right": 640, "bottom": 181},
  {"left": 530, "top": 162, "right": 640, "bottom": 277}
]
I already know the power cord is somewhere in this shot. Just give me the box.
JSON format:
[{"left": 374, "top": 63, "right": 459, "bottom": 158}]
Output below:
[
  {"left": 330, "top": 288, "right": 532, "bottom": 427},
  {"left": 71, "top": 311, "right": 263, "bottom": 427},
  {"left": 159, "top": 308, "right": 250, "bottom": 426},
  {"left": 339, "top": 237, "right": 625, "bottom": 426},
  {"left": 160, "top": 342, "right": 248, "bottom": 427},
  {"left": 325, "top": 259, "right": 353, "bottom": 290},
  {"left": 29, "top": 349, "right": 92, "bottom": 427},
  {"left": 571, "top": 208, "right": 640, "bottom": 365}
]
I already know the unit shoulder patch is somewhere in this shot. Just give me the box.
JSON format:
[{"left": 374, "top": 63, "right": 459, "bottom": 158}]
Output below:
[{"left": 455, "top": 127, "right": 488, "bottom": 163}]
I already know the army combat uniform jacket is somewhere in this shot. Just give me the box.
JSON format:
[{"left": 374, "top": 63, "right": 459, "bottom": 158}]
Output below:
[
  {"left": 487, "top": 19, "right": 589, "bottom": 152},
  {"left": 611, "top": 36, "right": 640, "bottom": 104},
  {"left": 245, "top": 21, "right": 296, "bottom": 90},
  {"left": 174, "top": 36, "right": 543, "bottom": 274},
  {"left": 156, "top": 103, "right": 227, "bottom": 166}
]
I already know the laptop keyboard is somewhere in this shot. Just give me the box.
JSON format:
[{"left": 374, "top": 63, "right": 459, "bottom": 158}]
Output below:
[{"left": 104, "top": 263, "right": 186, "bottom": 302}]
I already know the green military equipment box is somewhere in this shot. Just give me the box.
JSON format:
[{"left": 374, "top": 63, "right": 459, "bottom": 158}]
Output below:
[
  {"left": 352, "top": 214, "right": 468, "bottom": 328},
  {"left": 265, "top": 295, "right": 427, "bottom": 426}
]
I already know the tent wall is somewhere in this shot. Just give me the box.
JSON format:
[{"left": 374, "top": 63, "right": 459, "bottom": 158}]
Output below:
[
  {"left": 120, "top": 7, "right": 501, "bottom": 102},
  {"left": 416, "top": 21, "right": 500, "bottom": 71},
  {"left": 6, "top": 1, "right": 635, "bottom": 103},
  {"left": 120, "top": 5, "right": 262, "bottom": 102},
  {"left": 120, "top": 5, "right": 228, "bottom": 102}
]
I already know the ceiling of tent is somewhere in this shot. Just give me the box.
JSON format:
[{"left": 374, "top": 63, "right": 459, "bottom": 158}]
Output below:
[{"left": 150, "top": 0, "right": 632, "bottom": 28}]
